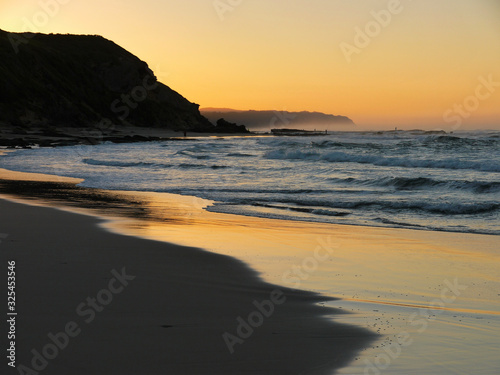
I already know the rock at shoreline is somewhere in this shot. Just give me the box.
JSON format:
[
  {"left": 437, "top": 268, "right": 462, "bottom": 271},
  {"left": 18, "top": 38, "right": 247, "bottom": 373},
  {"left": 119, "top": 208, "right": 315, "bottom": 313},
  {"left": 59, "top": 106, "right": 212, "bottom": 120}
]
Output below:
[{"left": 215, "top": 118, "right": 250, "bottom": 133}]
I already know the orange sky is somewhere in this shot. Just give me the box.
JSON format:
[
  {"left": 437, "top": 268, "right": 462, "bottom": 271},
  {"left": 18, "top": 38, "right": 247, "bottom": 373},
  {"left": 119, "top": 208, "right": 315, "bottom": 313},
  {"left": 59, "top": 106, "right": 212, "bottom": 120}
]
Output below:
[{"left": 1, "top": 0, "right": 499, "bottom": 130}]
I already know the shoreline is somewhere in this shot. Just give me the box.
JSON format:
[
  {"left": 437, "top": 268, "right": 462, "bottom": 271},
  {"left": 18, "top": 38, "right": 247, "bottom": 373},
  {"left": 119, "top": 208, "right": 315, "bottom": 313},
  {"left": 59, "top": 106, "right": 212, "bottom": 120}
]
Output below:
[
  {"left": 0, "top": 168, "right": 376, "bottom": 374},
  {"left": 0, "top": 125, "right": 267, "bottom": 149},
  {"left": 1, "top": 163, "right": 497, "bottom": 238},
  {"left": 3, "top": 129, "right": 499, "bottom": 238},
  {"left": 1, "top": 166, "right": 499, "bottom": 374},
  {"left": 1, "top": 166, "right": 499, "bottom": 308}
]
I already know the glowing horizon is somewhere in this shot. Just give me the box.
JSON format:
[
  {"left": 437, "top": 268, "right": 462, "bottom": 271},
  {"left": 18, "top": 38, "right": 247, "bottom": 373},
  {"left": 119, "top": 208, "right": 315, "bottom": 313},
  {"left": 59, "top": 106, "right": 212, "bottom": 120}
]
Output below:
[{"left": 1, "top": 0, "right": 499, "bottom": 130}]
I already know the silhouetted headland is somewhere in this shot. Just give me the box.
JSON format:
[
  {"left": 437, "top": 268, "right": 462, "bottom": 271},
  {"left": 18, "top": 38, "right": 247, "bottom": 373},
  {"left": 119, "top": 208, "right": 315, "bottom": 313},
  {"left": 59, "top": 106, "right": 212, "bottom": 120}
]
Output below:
[{"left": 0, "top": 30, "right": 249, "bottom": 147}]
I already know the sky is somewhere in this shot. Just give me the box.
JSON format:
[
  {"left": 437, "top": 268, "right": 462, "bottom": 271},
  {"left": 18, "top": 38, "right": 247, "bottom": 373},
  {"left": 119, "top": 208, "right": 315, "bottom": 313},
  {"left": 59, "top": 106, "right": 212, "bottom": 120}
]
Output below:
[{"left": 1, "top": 0, "right": 499, "bottom": 130}]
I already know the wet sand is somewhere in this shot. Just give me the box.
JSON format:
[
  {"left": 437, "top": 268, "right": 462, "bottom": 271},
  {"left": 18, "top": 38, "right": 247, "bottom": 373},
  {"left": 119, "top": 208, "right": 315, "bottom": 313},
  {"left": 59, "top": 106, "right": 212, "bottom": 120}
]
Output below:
[{"left": 0, "top": 172, "right": 374, "bottom": 375}]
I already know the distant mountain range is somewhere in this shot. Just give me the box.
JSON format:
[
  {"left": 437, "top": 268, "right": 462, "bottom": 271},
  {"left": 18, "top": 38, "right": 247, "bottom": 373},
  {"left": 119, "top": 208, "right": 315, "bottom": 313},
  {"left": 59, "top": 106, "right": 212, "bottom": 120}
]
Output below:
[{"left": 201, "top": 108, "right": 355, "bottom": 130}]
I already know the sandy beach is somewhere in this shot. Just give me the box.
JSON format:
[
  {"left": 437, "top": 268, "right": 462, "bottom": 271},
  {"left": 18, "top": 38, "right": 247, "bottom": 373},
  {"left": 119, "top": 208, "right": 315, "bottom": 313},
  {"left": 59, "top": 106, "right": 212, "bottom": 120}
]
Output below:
[
  {"left": 0, "top": 170, "right": 375, "bottom": 375},
  {"left": 1, "top": 164, "right": 499, "bottom": 374}
]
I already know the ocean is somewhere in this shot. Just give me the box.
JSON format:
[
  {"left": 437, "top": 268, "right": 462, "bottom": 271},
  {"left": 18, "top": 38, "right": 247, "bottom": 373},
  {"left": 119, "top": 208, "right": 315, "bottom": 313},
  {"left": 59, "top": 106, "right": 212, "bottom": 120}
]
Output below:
[{"left": 1, "top": 130, "right": 499, "bottom": 235}]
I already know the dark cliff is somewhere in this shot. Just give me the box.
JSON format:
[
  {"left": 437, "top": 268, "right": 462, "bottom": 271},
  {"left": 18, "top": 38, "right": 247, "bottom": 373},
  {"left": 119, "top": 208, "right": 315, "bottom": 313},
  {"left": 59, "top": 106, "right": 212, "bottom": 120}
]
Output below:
[{"left": 0, "top": 30, "right": 216, "bottom": 131}]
